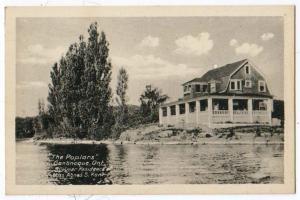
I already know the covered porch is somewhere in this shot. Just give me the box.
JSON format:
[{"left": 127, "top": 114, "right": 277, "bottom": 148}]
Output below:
[
  {"left": 159, "top": 96, "right": 273, "bottom": 128},
  {"left": 210, "top": 97, "right": 272, "bottom": 125}
]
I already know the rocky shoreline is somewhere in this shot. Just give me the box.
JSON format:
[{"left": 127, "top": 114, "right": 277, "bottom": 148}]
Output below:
[{"left": 28, "top": 124, "right": 284, "bottom": 145}]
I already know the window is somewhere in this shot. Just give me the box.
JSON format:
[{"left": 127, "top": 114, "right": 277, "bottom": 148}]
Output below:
[
  {"left": 237, "top": 81, "right": 241, "bottom": 90},
  {"left": 202, "top": 85, "right": 208, "bottom": 92},
  {"left": 184, "top": 86, "right": 187, "bottom": 92},
  {"left": 212, "top": 98, "right": 228, "bottom": 110},
  {"left": 200, "top": 99, "right": 208, "bottom": 111},
  {"left": 245, "top": 80, "right": 252, "bottom": 88},
  {"left": 162, "top": 107, "right": 167, "bottom": 117},
  {"left": 253, "top": 99, "right": 267, "bottom": 110},
  {"left": 259, "top": 101, "right": 267, "bottom": 110},
  {"left": 233, "top": 99, "right": 248, "bottom": 110},
  {"left": 230, "top": 80, "right": 242, "bottom": 91},
  {"left": 258, "top": 80, "right": 266, "bottom": 92},
  {"left": 230, "top": 81, "right": 235, "bottom": 90},
  {"left": 179, "top": 103, "right": 185, "bottom": 114},
  {"left": 210, "top": 82, "right": 216, "bottom": 93},
  {"left": 195, "top": 84, "right": 201, "bottom": 92},
  {"left": 245, "top": 65, "right": 251, "bottom": 74},
  {"left": 170, "top": 105, "right": 176, "bottom": 116},
  {"left": 189, "top": 101, "right": 196, "bottom": 113}
]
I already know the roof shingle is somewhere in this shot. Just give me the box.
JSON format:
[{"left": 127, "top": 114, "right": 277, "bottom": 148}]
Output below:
[{"left": 183, "top": 59, "right": 247, "bottom": 85}]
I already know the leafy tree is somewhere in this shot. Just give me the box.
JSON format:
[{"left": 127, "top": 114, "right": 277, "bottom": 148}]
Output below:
[{"left": 140, "top": 85, "right": 168, "bottom": 122}]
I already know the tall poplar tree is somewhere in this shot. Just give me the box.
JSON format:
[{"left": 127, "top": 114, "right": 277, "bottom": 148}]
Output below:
[
  {"left": 47, "top": 22, "right": 113, "bottom": 139},
  {"left": 115, "top": 67, "right": 129, "bottom": 125},
  {"left": 48, "top": 62, "right": 61, "bottom": 126}
]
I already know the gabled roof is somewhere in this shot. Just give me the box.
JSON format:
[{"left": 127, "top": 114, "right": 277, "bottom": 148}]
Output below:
[{"left": 183, "top": 59, "right": 247, "bottom": 85}]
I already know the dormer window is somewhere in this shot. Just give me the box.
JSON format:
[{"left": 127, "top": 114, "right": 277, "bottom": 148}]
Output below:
[
  {"left": 195, "top": 84, "right": 201, "bottom": 92},
  {"left": 203, "top": 85, "right": 208, "bottom": 92},
  {"left": 184, "top": 85, "right": 187, "bottom": 92},
  {"left": 258, "top": 80, "right": 266, "bottom": 92},
  {"left": 245, "top": 65, "right": 251, "bottom": 74},
  {"left": 210, "top": 81, "right": 216, "bottom": 93},
  {"left": 230, "top": 79, "right": 242, "bottom": 91}
]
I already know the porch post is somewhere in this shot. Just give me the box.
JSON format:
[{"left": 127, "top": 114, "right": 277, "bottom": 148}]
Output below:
[
  {"left": 267, "top": 99, "right": 273, "bottom": 125},
  {"left": 248, "top": 98, "right": 253, "bottom": 123},
  {"left": 175, "top": 104, "right": 180, "bottom": 126},
  {"left": 196, "top": 100, "right": 200, "bottom": 126},
  {"left": 185, "top": 102, "right": 189, "bottom": 128},
  {"left": 167, "top": 106, "right": 170, "bottom": 125},
  {"left": 228, "top": 97, "right": 234, "bottom": 122},
  {"left": 207, "top": 97, "right": 212, "bottom": 127},
  {"left": 159, "top": 106, "right": 163, "bottom": 125}
]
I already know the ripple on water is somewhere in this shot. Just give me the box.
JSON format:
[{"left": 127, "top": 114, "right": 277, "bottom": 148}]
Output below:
[{"left": 16, "top": 142, "right": 284, "bottom": 185}]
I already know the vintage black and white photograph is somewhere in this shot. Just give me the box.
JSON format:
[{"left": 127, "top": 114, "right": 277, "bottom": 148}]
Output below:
[{"left": 5, "top": 6, "right": 295, "bottom": 194}]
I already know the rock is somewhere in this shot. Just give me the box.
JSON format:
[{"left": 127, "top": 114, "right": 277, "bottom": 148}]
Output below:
[{"left": 158, "top": 130, "right": 172, "bottom": 138}]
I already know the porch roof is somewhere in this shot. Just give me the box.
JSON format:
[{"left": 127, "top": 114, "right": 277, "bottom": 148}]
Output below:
[{"left": 161, "top": 93, "right": 273, "bottom": 107}]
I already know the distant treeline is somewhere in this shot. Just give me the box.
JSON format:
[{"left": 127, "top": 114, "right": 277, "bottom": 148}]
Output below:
[
  {"left": 16, "top": 105, "right": 143, "bottom": 139},
  {"left": 15, "top": 117, "right": 35, "bottom": 138},
  {"left": 16, "top": 22, "right": 168, "bottom": 140}
]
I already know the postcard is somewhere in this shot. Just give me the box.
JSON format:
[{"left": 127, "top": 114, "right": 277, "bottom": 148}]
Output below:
[{"left": 5, "top": 6, "right": 295, "bottom": 194}]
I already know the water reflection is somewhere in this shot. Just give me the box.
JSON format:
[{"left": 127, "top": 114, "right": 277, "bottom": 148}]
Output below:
[{"left": 16, "top": 142, "right": 284, "bottom": 185}]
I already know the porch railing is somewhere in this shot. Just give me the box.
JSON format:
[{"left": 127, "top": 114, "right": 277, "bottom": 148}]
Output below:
[
  {"left": 233, "top": 110, "right": 249, "bottom": 115},
  {"left": 212, "top": 110, "right": 228, "bottom": 115},
  {"left": 252, "top": 110, "right": 268, "bottom": 115},
  {"left": 211, "top": 110, "right": 269, "bottom": 124}
]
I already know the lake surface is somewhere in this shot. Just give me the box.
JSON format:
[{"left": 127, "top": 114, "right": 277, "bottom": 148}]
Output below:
[{"left": 16, "top": 141, "right": 284, "bottom": 185}]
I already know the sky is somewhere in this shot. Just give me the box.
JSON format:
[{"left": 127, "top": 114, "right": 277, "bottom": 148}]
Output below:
[{"left": 16, "top": 17, "right": 283, "bottom": 117}]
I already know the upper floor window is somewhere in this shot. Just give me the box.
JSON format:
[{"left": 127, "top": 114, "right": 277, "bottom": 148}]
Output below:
[
  {"left": 195, "top": 84, "right": 201, "bottom": 92},
  {"left": 230, "top": 79, "right": 242, "bottom": 91},
  {"left": 184, "top": 85, "right": 191, "bottom": 93},
  {"left": 258, "top": 80, "right": 266, "bottom": 92},
  {"left": 245, "top": 80, "right": 252, "bottom": 88},
  {"left": 184, "top": 85, "right": 187, "bottom": 92},
  {"left": 230, "top": 81, "right": 235, "bottom": 90},
  {"left": 210, "top": 82, "right": 216, "bottom": 93},
  {"left": 245, "top": 65, "right": 251, "bottom": 74},
  {"left": 203, "top": 85, "right": 208, "bottom": 92}
]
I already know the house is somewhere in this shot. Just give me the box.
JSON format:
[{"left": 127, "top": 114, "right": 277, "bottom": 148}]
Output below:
[{"left": 159, "top": 59, "right": 273, "bottom": 128}]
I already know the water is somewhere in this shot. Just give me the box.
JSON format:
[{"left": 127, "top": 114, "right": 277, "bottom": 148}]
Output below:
[{"left": 16, "top": 141, "right": 284, "bottom": 185}]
